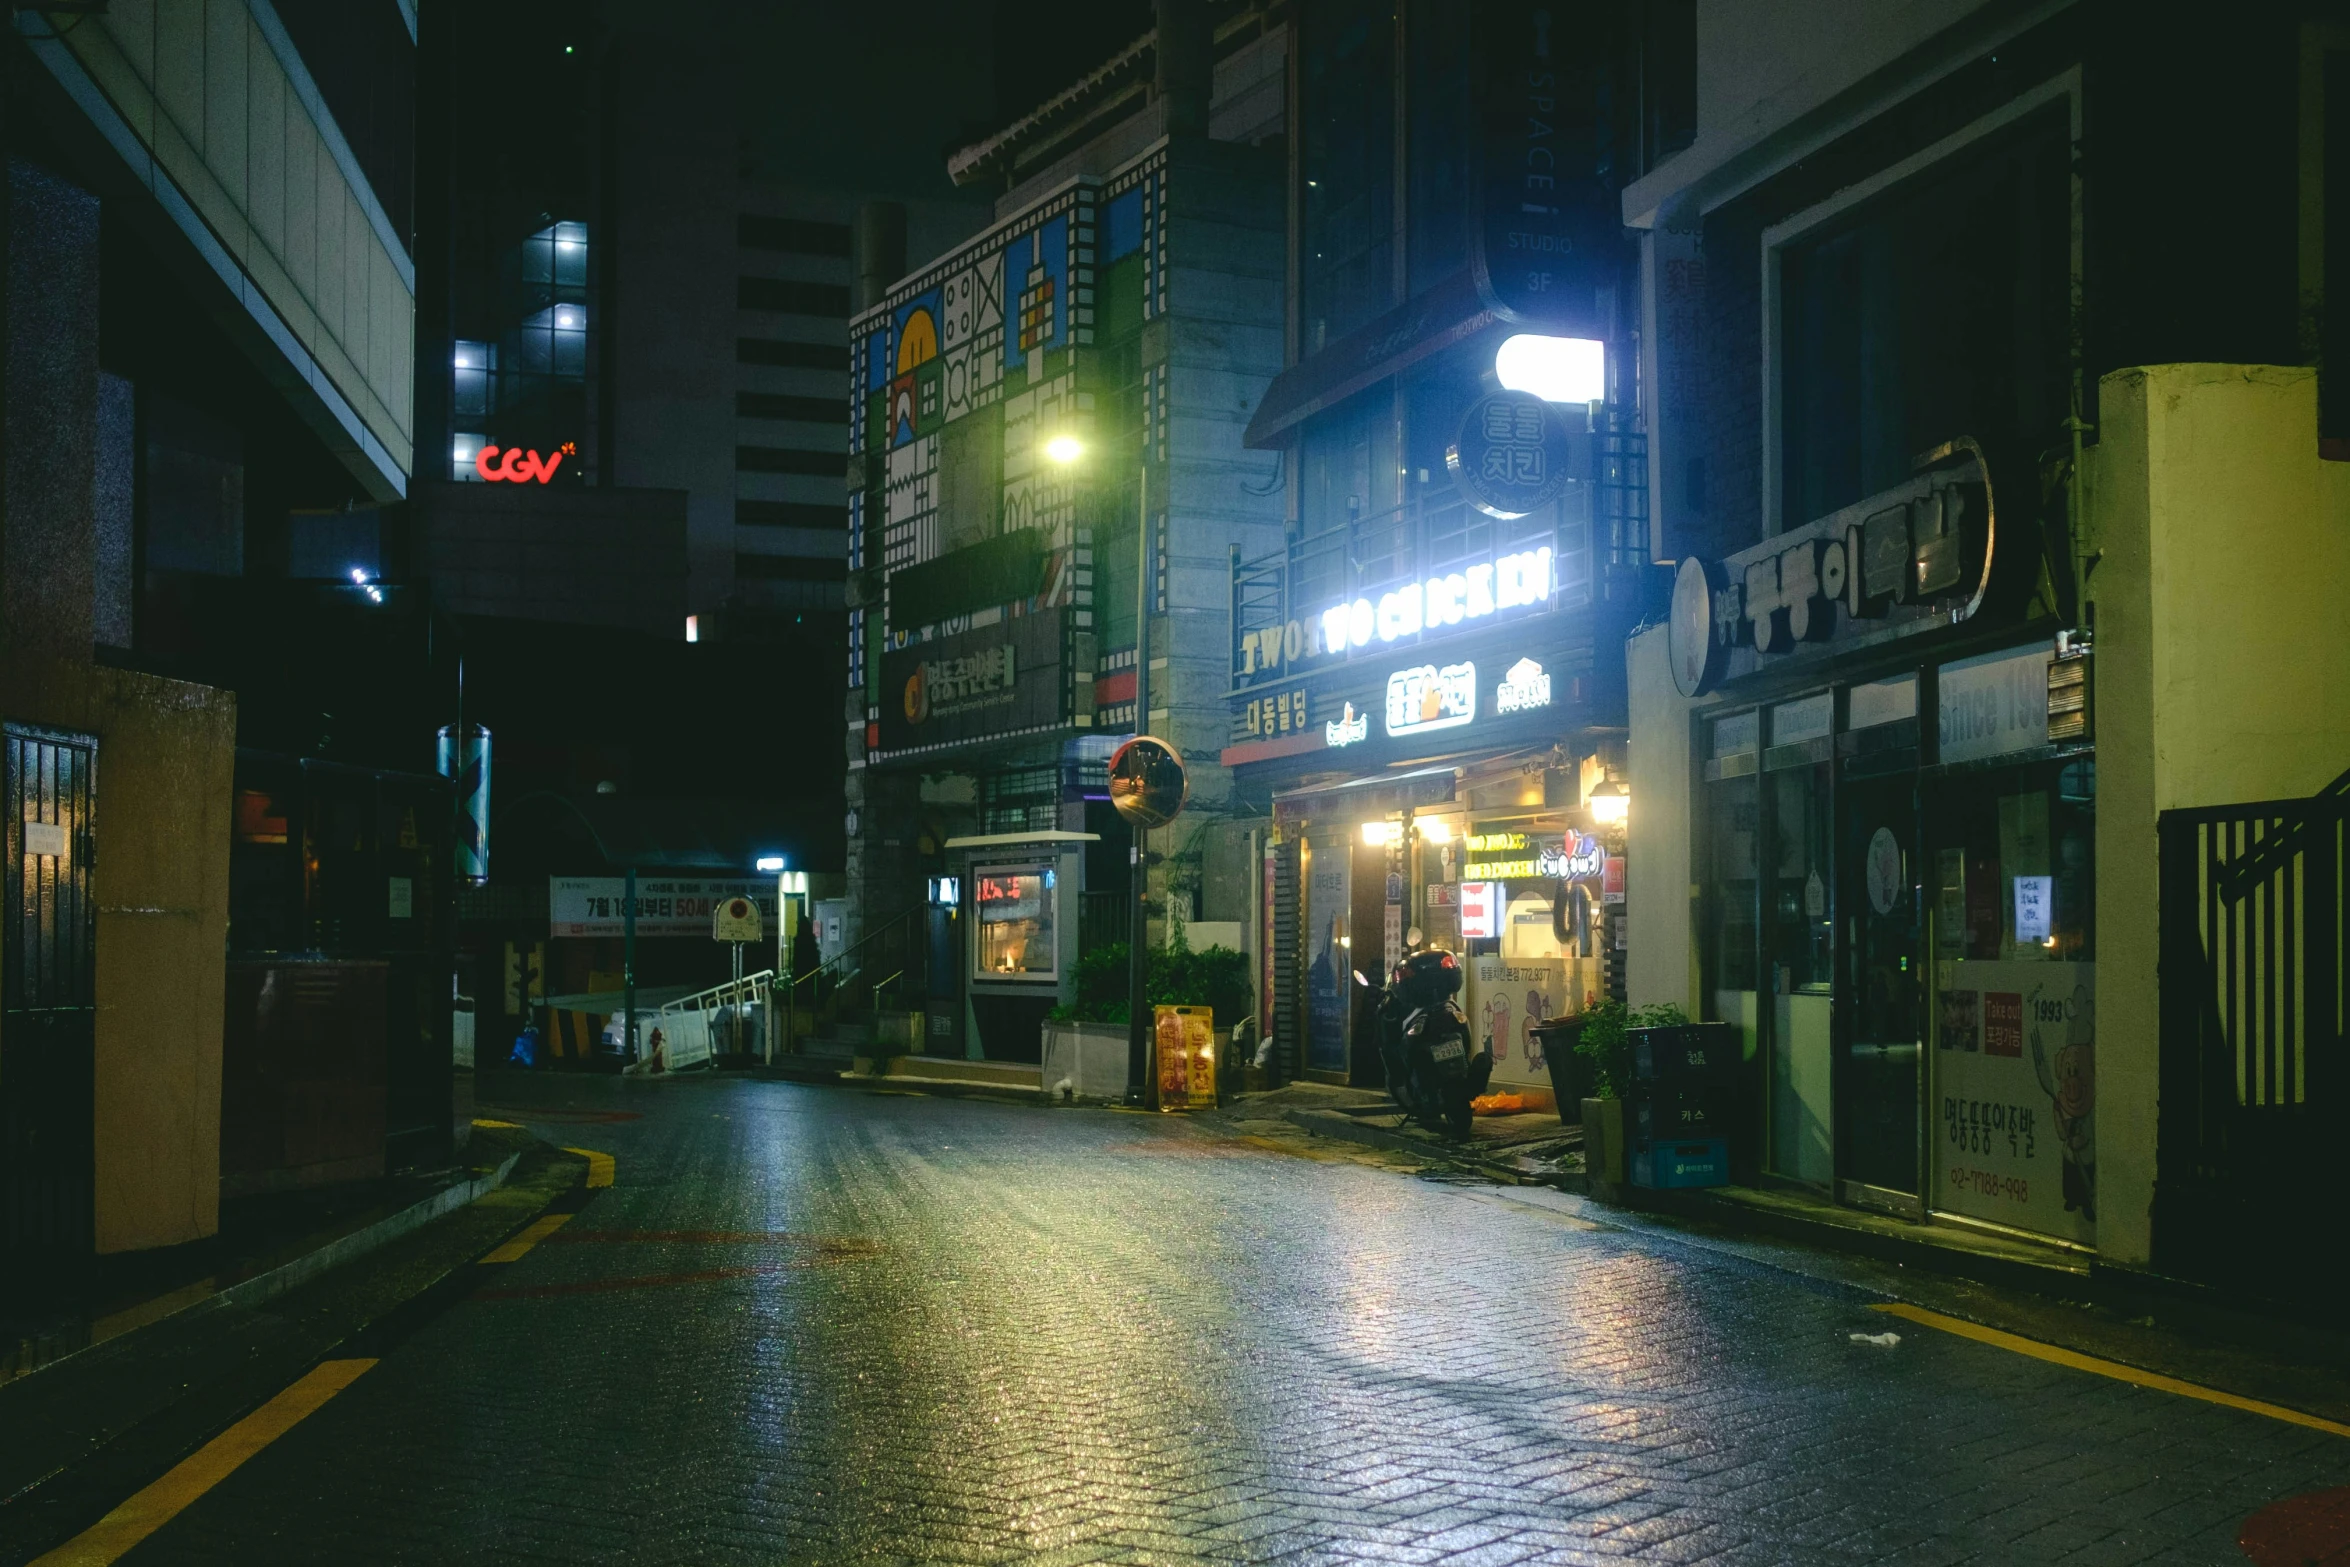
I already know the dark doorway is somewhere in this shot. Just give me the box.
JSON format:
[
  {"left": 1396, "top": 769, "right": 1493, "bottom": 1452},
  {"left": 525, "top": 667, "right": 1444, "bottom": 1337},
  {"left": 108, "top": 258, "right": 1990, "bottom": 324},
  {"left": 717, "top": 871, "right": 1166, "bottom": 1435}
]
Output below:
[{"left": 2, "top": 725, "right": 99, "bottom": 1264}]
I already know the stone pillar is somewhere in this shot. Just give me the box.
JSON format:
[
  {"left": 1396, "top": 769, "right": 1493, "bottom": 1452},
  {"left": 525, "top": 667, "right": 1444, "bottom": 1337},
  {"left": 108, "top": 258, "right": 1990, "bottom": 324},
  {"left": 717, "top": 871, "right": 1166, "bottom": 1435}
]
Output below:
[{"left": 3, "top": 159, "right": 100, "bottom": 660}]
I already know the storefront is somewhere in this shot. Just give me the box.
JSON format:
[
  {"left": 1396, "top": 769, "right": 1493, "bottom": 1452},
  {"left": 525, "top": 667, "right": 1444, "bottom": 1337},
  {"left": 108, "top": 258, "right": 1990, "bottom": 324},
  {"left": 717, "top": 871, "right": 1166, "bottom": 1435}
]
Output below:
[
  {"left": 1267, "top": 748, "right": 1628, "bottom": 1099},
  {"left": 1229, "top": 371, "right": 1651, "bottom": 1097},
  {"left": 1649, "top": 442, "right": 2095, "bottom": 1246}
]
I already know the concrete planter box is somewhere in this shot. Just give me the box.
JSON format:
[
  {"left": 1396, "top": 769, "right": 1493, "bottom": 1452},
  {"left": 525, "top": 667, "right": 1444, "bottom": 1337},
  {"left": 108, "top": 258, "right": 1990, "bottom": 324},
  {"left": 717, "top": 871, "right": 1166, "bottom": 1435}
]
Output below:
[
  {"left": 1041, "top": 1020, "right": 1235, "bottom": 1104},
  {"left": 1041, "top": 1021, "right": 1131, "bottom": 1102},
  {"left": 1582, "top": 1096, "right": 1626, "bottom": 1195}
]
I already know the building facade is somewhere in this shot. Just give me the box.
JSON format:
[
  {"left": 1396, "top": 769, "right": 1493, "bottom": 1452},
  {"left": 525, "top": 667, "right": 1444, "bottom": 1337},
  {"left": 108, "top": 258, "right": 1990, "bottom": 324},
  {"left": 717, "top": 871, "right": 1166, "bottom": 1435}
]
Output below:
[
  {"left": 842, "top": 1, "right": 1288, "bottom": 1060},
  {"left": 4, "top": 0, "right": 421, "bottom": 1260},
  {"left": 1224, "top": 0, "right": 1694, "bottom": 1098},
  {"left": 1621, "top": 0, "right": 2350, "bottom": 1299}
]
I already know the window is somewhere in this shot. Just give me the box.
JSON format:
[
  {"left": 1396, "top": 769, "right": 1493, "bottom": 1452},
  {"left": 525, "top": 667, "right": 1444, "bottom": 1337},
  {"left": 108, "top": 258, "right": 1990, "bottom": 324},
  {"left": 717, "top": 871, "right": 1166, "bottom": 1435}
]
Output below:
[
  {"left": 739, "top": 338, "right": 849, "bottom": 370},
  {"left": 453, "top": 432, "right": 487, "bottom": 482},
  {"left": 736, "top": 555, "right": 847, "bottom": 581},
  {"left": 738, "top": 392, "right": 846, "bottom": 423},
  {"left": 738, "top": 277, "right": 852, "bottom": 316},
  {"left": 1300, "top": 0, "right": 1397, "bottom": 352},
  {"left": 1404, "top": 0, "right": 1470, "bottom": 292},
  {"left": 1777, "top": 113, "right": 2070, "bottom": 531},
  {"left": 738, "top": 215, "right": 851, "bottom": 256},
  {"left": 453, "top": 341, "right": 493, "bottom": 419},
  {"left": 975, "top": 865, "right": 1057, "bottom": 977},
  {"left": 738, "top": 501, "right": 845, "bottom": 529},
  {"left": 737, "top": 445, "right": 843, "bottom": 476},
  {"left": 511, "top": 304, "right": 586, "bottom": 378}
]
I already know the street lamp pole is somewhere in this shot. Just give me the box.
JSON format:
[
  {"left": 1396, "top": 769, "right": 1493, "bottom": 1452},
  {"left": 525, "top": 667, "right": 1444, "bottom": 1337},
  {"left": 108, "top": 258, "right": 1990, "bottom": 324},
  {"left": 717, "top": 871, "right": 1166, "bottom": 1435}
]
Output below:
[
  {"left": 1043, "top": 430, "right": 1157, "bottom": 1108},
  {"left": 1125, "top": 463, "right": 1152, "bottom": 1108}
]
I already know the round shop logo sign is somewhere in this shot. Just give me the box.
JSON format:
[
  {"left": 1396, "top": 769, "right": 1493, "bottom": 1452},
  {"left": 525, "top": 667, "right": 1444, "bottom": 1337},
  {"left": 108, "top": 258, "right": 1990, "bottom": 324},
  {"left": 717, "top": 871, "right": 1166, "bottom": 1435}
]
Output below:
[
  {"left": 1445, "top": 390, "right": 1572, "bottom": 519},
  {"left": 902, "top": 664, "right": 930, "bottom": 724},
  {"left": 1668, "top": 555, "right": 1728, "bottom": 698}
]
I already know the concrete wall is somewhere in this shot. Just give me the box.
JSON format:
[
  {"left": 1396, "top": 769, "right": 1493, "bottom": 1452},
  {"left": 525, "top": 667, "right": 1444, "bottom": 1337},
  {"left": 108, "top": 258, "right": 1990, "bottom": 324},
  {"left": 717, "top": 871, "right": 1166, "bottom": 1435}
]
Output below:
[
  {"left": 1624, "top": 625, "right": 1701, "bottom": 1015},
  {"left": 1160, "top": 136, "right": 1286, "bottom": 819},
  {"left": 2088, "top": 362, "right": 2350, "bottom": 1267},
  {"left": 41, "top": 0, "right": 416, "bottom": 491},
  {"left": 2, "top": 658, "right": 237, "bottom": 1254}
]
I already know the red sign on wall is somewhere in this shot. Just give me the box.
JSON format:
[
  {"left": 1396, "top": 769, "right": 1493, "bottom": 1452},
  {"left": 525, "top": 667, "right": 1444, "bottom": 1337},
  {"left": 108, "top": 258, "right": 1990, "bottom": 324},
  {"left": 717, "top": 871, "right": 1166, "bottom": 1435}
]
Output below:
[{"left": 475, "top": 441, "right": 574, "bottom": 484}]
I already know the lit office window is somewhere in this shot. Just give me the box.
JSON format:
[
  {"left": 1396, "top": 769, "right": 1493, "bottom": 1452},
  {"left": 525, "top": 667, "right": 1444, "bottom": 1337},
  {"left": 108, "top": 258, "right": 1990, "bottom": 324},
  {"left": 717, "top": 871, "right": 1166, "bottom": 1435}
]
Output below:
[
  {"left": 519, "top": 221, "right": 590, "bottom": 290},
  {"left": 453, "top": 341, "right": 494, "bottom": 418},
  {"left": 513, "top": 304, "right": 588, "bottom": 378},
  {"left": 453, "top": 432, "right": 486, "bottom": 481}
]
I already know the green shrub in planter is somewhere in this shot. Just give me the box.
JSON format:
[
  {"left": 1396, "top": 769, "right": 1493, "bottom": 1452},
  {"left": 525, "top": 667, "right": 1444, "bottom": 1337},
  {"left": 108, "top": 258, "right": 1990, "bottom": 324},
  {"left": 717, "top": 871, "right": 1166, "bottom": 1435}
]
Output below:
[
  {"left": 1047, "top": 942, "right": 1254, "bottom": 1028},
  {"left": 1574, "top": 999, "right": 1692, "bottom": 1098}
]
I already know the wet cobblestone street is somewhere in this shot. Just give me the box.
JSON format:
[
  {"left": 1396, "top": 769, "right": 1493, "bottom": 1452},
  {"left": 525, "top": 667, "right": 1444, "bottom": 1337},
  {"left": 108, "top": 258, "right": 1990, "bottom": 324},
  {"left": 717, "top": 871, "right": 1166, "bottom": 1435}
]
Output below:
[{"left": 64, "top": 1079, "right": 2350, "bottom": 1564}]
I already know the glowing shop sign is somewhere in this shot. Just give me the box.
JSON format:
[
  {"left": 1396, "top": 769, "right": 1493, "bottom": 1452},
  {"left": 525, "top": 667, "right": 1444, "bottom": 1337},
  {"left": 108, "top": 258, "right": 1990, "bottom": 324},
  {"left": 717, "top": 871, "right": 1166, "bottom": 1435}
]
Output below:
[
  {"left": 1459, "top": 881, "right": 1500, "bottom": 940},
  {"left": 1494, "top": 656, "right": 1552, "bottom": 714},
  {"left": 1536, "top": 832, "right": 1606, "bottom": 881},
  {"left": 1324, "top": 700, "right": 1369, "bottom": 747},
  {"left": 1318, "top": 547, "right": 1552, "bottom": 655},
  {"left": 1385, "top": 662, "right": 1476, "bottom": 737},
  {"left": 1464, "top": 832, "right": 1540, "bottom": 880},
  {"left": 475, "top": 441, "right": 575, "bottom": 484}
]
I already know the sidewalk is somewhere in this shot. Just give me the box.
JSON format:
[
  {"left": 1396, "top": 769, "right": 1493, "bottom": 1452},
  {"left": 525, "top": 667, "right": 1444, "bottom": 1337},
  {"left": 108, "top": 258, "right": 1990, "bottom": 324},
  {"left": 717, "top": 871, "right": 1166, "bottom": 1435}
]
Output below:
[
  {"left": 1, "top": 1122, "right": 537, "bottom": 1390},
  {"left": 1218, "top": 1082, "right": 1583, "bottom": 1183},
  {"left": 0, "top": 1131, "right": 588, "bottom": 1562}
]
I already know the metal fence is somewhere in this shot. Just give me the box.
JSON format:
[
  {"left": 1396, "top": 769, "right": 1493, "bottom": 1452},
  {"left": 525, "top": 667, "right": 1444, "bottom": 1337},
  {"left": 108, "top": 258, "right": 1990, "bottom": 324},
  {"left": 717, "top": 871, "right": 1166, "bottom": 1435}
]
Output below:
[{"left": 2155, "top": 784, "right": 2348, "bottom": 1295}]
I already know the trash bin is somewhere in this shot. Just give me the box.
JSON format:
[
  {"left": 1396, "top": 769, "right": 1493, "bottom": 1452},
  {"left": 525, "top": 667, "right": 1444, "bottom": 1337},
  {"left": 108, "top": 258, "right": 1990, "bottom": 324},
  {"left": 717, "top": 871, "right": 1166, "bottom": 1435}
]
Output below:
[{"left": 1532, "top": 1014, "right": 1589, "bottom": 1122}]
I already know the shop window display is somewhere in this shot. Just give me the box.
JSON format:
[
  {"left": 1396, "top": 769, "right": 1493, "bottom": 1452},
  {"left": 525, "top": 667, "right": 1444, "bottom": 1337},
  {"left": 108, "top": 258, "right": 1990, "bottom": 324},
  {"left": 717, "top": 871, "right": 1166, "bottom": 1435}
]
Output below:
[
  {"left": 974, "top": 866, "right": 1056, "bottom": 978},
  {"left": 1926, "top": 757, "right": 2095, "bottom": 1244}
]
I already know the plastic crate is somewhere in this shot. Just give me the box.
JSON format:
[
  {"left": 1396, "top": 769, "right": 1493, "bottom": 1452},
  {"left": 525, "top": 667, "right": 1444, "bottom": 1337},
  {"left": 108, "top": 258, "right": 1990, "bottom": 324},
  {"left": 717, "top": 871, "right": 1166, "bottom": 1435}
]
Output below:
[
  {"left": 1628, "top": 1087, "right": 1731, "bottom": 1141},
  {"left": 1630, "top": 1137, "right": 1729, "bottom": 1189},
  {"left": 1630, "top": 1023, "right": 1740, "bottom": 1087}
]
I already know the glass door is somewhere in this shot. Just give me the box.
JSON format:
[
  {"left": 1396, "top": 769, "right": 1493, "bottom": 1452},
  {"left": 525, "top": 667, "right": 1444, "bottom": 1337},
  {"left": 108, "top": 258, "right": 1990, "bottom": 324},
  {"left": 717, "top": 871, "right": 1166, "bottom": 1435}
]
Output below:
[
  {"left": 1765, "top": 756, "right": 1835, "bottom": 1185},
  {"left": 1838, "top": 770, "right": 1922, "bottom": 1196}
]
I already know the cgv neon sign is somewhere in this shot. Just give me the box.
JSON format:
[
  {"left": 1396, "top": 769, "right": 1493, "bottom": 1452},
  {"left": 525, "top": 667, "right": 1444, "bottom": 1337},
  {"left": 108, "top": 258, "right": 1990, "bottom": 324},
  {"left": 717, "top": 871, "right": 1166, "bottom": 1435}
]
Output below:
[{"left": 475, "top": 441, "right": 575, "bottom": 484}]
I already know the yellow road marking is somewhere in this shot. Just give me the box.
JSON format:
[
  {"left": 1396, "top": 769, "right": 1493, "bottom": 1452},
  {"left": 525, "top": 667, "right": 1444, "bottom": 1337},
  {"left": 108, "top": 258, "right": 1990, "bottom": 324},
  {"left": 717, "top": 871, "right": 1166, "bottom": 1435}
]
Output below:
[
  {"left": 1872, "top": 1303, "right": 2350, "bottom": 1438},
  {"left": 480, "top": 1213, "right": 572, "bottom": 1263},
  {"left": 471, "top": 1117, "right": 523, "bottom": 1129},
  {"left": 565, "top": 1147, "right": 615, "bottom": 1188},
  {"left": 32, "top": 1358, "right": 375, "bottom": 1566}
]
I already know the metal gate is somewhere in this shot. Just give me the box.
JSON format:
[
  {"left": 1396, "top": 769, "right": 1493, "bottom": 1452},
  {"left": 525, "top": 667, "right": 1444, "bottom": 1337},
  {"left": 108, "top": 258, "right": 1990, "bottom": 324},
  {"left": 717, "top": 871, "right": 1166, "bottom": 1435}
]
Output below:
[
  {"left": 2, "top": 725, "right": 99, "bottom": 1261},
  {"left": 2154, "top": 775, "right": 2347, "bottom": 1296}
]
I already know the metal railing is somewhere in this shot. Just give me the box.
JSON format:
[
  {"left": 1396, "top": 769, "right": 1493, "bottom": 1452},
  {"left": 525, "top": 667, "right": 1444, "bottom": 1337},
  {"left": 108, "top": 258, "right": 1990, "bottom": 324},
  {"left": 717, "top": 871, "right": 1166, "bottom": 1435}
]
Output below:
[
  {"left": 626, "top": 969, "right": 775, "bottom": 1072},
  {"left": 783, "top": 904, "right": 931, "bottom": 1053},
  {"left": 2155, "top": 769, "right": 2349, "bottom": 1295},
  {"left": 1227, "top": 411, "right": 1647, "bottom": 689}
]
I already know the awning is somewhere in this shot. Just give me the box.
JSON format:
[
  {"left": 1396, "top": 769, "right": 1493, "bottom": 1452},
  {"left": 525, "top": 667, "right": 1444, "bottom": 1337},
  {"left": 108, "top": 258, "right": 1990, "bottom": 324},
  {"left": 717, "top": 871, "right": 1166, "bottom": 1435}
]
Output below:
[
  {"left": 1272, "top": 762, "right": 1463, "bottom": 819},
  {"left": 1243, "top": 270, "right": 1505, "bottom": 449}
]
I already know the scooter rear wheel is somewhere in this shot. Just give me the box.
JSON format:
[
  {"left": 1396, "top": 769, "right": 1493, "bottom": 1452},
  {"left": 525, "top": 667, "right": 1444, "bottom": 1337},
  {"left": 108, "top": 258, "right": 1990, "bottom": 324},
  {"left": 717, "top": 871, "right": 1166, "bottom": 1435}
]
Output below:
[{"left": 1440, "top": 1078, "right": 1473, "bottom": 1141}]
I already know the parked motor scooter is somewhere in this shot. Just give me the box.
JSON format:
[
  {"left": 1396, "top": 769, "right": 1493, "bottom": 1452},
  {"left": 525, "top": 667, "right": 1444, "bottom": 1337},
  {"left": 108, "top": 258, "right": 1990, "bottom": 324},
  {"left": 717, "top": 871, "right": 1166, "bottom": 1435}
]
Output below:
[{"left": 1353, "top": 927, "right": 1491, "bottom": 1140}]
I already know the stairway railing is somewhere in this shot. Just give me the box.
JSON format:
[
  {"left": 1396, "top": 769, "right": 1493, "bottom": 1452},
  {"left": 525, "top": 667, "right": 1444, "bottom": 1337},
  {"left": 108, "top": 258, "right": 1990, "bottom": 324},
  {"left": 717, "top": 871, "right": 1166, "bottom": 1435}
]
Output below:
[{"left": 784, "top": 905, "right": 930, "bottom": 1054}]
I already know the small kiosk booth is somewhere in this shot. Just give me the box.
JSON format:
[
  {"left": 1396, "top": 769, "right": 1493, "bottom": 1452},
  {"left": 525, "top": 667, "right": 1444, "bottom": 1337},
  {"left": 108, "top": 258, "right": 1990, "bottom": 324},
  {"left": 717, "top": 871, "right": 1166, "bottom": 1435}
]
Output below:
[{"left": 943, "top": 830, "right": 1098, "bottom": 1063}]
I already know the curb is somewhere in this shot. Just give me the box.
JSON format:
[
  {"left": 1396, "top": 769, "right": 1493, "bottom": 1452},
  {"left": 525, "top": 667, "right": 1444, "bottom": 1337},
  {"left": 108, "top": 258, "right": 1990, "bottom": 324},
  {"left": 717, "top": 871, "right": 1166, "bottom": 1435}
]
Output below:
[
  {"left": 837, "top": 1072, "right": 1049, "bottom": 1105},
  {"left": 1281, "top": 1106, "right": 1544, "bottom": 1183},
  {"left": 1571, "top": 1180, "right": 2093, "bottom": 1299},
  {"left": 209, "top": 1149, "right": 524, "bottom": 1315},
  {"left": 5, "top": 1150, "right": 523, "bottom": 1390}
]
